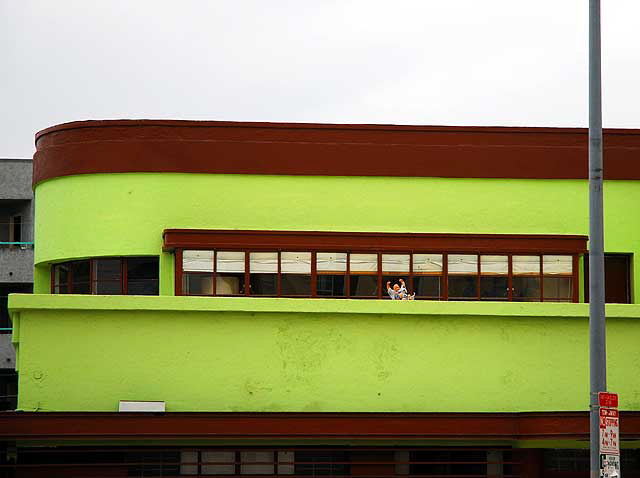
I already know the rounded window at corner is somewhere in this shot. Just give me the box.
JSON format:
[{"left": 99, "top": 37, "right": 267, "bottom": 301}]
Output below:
[{"left": 52, "top": 257, "right": 159, "bottom": 295}]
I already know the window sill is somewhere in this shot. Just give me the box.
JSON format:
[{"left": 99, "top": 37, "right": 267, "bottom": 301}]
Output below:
[{"left": 8, "top": 294, "right": 640, "bottom": 319}]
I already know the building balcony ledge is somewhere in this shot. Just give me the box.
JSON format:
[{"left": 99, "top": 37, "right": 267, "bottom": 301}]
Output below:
[{"left": 8, "top": 293, "right": 640, "bottom": 319}]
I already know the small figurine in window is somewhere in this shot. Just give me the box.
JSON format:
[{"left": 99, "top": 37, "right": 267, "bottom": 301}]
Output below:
[{"left": 386, "top": 278, "right": 415, "bottom": 300}]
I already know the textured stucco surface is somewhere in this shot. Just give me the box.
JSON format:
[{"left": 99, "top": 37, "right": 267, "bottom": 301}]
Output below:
[
  {"left": 33, "top": 173, "right": 640, "bottom": 301},
  {"left": 0, "top": 248, "right": 34, "bottom": 283},
  {"left": 0, "top": 159, "right": 33, "bottom": 200},
  {"left": 10, "top": 295, "right": 640, "bottom": 413},
  {"left": 0, "top": 334, "right": 15, "bottom": 369}
]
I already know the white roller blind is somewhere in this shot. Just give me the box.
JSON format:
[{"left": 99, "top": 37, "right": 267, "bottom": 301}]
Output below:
[
  {"left": 281, "top": 252, "right": 311, "bottom": 274},
  {"left": 183, "top": 250, "right": 214, "bottom": 272},
  {"left": 350, "top": 253, "right": 378, "bottom": 272},
  {"left": 250, "top": 252, "right": 278, "bottom": 273},
  {"left": 240, "top": 451, "right": 274, "bottom": 475},
  {"left": 543, "top": 255, "right": 573, "bottom": 275},
  {"left": 179, "top": 450, "right": 198, "bottom": 475},
  {"left": 382, "top": 254, "right": 410, "bottom": 273},
  {"left": 201, "top": 450, "right": 235, "bottom": 475},
  {"left": 413, "top": 254, "right": 443, "bottom": 274},
  {"left": 317, "top": 252, "right": 347, "bottom": 272},
  {"left": 513, "top": 255, "right": 540, "bottom": 275},
  {"left": 448, "top": 254, "right": 478, "bottom": 274},
  {"left": 216, "top": 251, "right": 245, "bottom": 273},
  {"left": 480, "top": 255, "right": 508, "bottom": 275},
  {"left": 277, "top": 450, "right": 295, "bottom": 475}
]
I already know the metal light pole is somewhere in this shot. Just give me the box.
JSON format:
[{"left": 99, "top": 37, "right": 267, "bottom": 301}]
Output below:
[{"left": 589, "top": 0, "right": 606, "bottom": 476}]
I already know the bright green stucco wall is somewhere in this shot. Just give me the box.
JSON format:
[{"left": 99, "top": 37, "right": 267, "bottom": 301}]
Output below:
[
  {"left": 33, "top": 174, "right": 640, "bottom": 301},
  {"left": 10, "top": 295, "right": 640, "bottom": 413}
]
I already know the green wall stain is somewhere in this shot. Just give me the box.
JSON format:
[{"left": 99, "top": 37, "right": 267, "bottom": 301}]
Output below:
[{"left": 10, "top": 295, "right": 640, "bottom": 413}]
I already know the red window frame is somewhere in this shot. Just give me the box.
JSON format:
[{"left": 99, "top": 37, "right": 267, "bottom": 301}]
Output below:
[
  {"left": 168, "top": 230, "right": 586, "bottom": 302},
  {"left": 51, "top": 257, "right": 159, "bottom": 295}
]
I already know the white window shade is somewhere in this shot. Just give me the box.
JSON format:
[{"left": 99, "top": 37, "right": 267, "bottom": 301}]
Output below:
[
  {"left": 250, "top": 252, "right": 278, "bottom": 273},
  {"left": 543, "top": 255, "right": 573, "bottom": 275},
  {"left": 201, "top": 450, "right": 235, "bottom": 475},
  {"left": 240, "top": 451, "right": 274, "bottom": 475},
  {"left": 281, "top": 252, "right": 311, "bottom": 274},
  {"left": 180, "top": 450, "right": 198, "bottom": 475},
  {"left": 513, "top": 255, "right": 540, "bottom": 275},
  {"left": 216, "top": 251, "right": 245, "bottom": 273},
  {"left": 350, "top": 253, "right": 378, "bottom": 272},
  {"left": 183, "top": 250, "right": 214, "bottom": 272},
  {"left": 382, "top": 254, "right": 410, "bottom": 273},
  {"left": 480, "top": 255, "right": 508, "bottom": 275},
  {"left": 448, "top": 254, "right": 478, "bottom": 274},
  {"left": 317, "top": 252, "right": 347, "bottom": 272},
  {"left": 413, "top": 254, "right": 443, "bottom": 274},
  {"left": 277, "top": 451, "right": 295, "bottom": 475}
]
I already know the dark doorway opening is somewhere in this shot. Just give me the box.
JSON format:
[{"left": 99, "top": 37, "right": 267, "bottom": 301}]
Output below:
[{"left": 584, "top": 253, "right": 632, "bottom": 303}]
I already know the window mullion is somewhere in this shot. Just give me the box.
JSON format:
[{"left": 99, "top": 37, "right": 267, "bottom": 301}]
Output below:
[
  {"left": 408, "top": 252, "right": 414, "bottom": 296},
  {"left": 443, "top": 253, "right": 449, "bottom": 300},
  {"left": 476, "top": 254, "right": 481, "bottom": 300},
  {"left": 277, "top": 251, "right": 282, "bottom": 298},
  {"left": 377, "top": 253, "right": 382, "bottom": 299},
  {"left": 346, "top": 252, "right": 351, "bottom": 299},
  {"left": 212, "top": 251, "right": 217, "bottom": 296},
  {"left": 539, "top": 255, "right": 544, "bottom": 302},
  {"left": 244, "top": 252, "right": 250, "bottom": 297},
  {"left": 507, "top": 254, "right": 513, "bottom": 301},
  {"left": 175, "top": 249, "right": 183, "bottom": 296},
  {"left": 311, "top": 252, "right": 317, "bottom": 298},
  {"left": 122, "top": 258, "right": 128, "bottom": 295},
  {"left": 572, "top": 254, "right": 579, "bottom": 303},
  {"left": 68, "top": 262, "right": 74, "bottom": 294}
]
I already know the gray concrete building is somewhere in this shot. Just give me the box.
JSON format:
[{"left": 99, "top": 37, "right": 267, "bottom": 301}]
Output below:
[{"left": 0, "top": 158, "right": 33, "bottom": 410}]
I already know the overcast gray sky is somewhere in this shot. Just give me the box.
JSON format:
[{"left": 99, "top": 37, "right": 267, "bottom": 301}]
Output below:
[{"left": 2, "top": 0, "right": 639, "bottom": 158}]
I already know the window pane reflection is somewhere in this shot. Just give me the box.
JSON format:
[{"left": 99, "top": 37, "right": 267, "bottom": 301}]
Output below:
[
  {"left": 281, "top": 252, "right": 311, "bottom": 296},
  {"left": 513, "top": 277, "right": 541, "bottom": 301},
  {"left": 543, "top": 277, "right": 572, "bottom": 301},
  {"left": 317, "top": 253, "right": 346, "bottom": 297},
  {"left": 350, "top": 253, "right": 378, "bottom": 297}
]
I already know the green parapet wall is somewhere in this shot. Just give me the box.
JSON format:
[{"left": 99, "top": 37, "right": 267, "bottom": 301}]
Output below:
[
  {"left": 9, "top": 295, "right": 640, "bottom": 413},
  {"left": 33, "top": 173, "right": 640, "bottom": 301}
]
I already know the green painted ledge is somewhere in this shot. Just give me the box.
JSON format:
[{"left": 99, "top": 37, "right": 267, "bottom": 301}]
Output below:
[{"left": 9, "top": 294, "right": 640, "bottom": 319}]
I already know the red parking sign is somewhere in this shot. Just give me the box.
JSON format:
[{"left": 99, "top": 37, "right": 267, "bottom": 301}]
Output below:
[{"left": 599, "top": 392, "right": 618, "bottom": 408}]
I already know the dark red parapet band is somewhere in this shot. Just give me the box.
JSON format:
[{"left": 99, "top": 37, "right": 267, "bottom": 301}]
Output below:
[{"left": 33, "top": 119, "right": 640, "bottom": 186}]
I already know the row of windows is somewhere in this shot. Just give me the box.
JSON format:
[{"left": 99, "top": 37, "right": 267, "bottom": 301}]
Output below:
[
  {"left": 52, "top": 257, "right": 159, "bottom": 295},
  {"left": 179, "top": 250, "right": 577, "bottom": 302}
]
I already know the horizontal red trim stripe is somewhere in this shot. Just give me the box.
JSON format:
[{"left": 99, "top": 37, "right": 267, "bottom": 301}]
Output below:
[
  {"left": 33, "top": 120, "right": 640, "bottom": 185},
  {"left": 1, "top": 411, "right": 639, "bottom": 442},
  {"left": 163, "top": 229, "right": 588, "bottom": 254}
]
